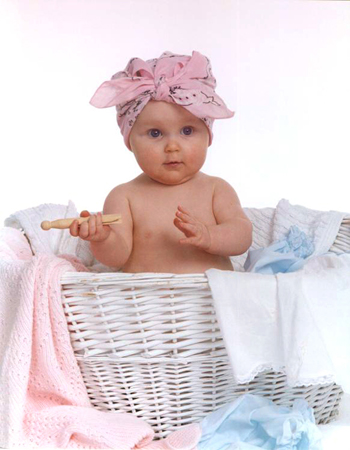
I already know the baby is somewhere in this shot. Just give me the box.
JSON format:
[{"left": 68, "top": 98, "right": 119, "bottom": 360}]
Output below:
[{"left": 70, "top": 51, "right": 252, "bottom": 273}]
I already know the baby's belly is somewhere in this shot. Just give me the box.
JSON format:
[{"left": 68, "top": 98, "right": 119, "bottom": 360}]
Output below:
[{"left": 122, "top": 234, "right": 234, "bottom": 274}]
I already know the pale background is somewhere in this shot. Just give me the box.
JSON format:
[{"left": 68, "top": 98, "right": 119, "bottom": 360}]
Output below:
[
  {"left": 0, "top": 0, "right": 349, "bottom": 445},
  {"left": 1, "top": 0, "right": 349, "bottom": 224}
]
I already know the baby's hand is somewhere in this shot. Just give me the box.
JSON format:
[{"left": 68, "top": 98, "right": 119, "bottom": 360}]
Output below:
[
  {"left": 69, "top": 210, "right": 111, "bottom": 242},
  {"left": 174, "top": 205, "right": 211, "bottom": 251}
]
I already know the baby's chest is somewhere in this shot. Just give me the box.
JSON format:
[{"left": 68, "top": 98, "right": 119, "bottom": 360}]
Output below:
[{"left": 130, "top": 189, "right": 216, "bottom": 241}]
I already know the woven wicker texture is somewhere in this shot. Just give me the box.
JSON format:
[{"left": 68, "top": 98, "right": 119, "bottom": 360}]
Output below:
[{"left": 61, "top": 217, "right": 350, "bottom": 438}]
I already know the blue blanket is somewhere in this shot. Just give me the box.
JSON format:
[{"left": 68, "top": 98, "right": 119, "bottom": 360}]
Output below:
[
  {"left": 198, "top": 394, "right": 322, "bottom": 450},
  {"left": 244, "top": 226, "right": 315, "bottom": 274}
]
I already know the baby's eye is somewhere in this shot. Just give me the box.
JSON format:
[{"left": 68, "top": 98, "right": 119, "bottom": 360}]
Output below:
[
  {"left": 181, "top": 126, "right": 193, "bottom": 136},
  {"left": 148, "top": 129, "right": 162, "bottom": 138}
]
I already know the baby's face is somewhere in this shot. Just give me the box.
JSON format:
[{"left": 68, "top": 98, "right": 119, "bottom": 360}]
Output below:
[{"left": 129, "top": 100, "right": 209, "bottom": 185}]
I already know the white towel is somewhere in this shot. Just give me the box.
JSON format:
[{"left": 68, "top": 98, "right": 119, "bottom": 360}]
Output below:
[
  {"left": 4, "top": 200, "right": 85, "bottom": 257},
  {"left": 230, "top": 200, "right": 347, "bottom": 271},
  {"left": 206, "top": 253, "right": 350, "bottom": 393},
  {"left": 4, "top": 201, "right": 115, "bottom": 272},
  {"left": 273, "top": 199, "right": 346, "bottom": 256}
]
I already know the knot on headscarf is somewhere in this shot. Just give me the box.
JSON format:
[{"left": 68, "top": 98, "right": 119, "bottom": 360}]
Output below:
[
  {"left": 89, "top": 50, "right": 234, "bottom": 150},
  {"left": 150, "top": 76, "right": 167, "bottom": 101}
]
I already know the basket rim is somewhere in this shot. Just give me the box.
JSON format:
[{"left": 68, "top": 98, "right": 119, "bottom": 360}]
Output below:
[{"left": 61, "top": 272, "right": 209, "bottom": 284}]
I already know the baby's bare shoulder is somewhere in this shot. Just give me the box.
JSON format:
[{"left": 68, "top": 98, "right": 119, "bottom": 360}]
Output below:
[
  {"left": 210, "top": 175, "right": 232, "bottom": 187},
  {"left": 104, "top": 176, "right": 142, "bottom": 202},
  {"left": 103, "top": 180, "right": 137, "bottom": 216},
  {"left": 106, "top": 182, "right": 130, "bottom": 197},
  {"left": 199, "top": 174, "right": 235, "bottom": 192},
  {"left": 201, "top": 174, "right": 241, "bottom": 206}
]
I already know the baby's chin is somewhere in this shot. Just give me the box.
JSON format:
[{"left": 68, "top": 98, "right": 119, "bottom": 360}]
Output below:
[{"left": 147, "top": 172, "right": 198, "bottom": 186}]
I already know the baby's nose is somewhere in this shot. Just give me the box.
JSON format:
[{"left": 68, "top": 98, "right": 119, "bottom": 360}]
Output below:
[{"left": 164, "top": 139, "right": 180, "bottom": 152}]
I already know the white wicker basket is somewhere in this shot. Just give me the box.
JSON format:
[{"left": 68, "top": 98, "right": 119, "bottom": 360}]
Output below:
[{"left": 61, "top": 218, "right": 350, "bottom": 439}]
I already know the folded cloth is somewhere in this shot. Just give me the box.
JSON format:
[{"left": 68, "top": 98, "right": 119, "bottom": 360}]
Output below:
[
  {"left": 198, "top": 394, "right": 322, "bottom": 450},
  {"left": 4, "top": 200, "right": 82, "bottom": 257},
  {"left": 4, "top": 201, "right": 115, "bottom": 272},
  {"left": 244, "top": 225, "right": 315, "bottom": 274},
  {"left": 231, "top": 200, "right": 347, "bottom": 272},
  {"left": 0, "top": 227, "right": 201, "bottom": 449},
  {"left": 206, "top": 252, "right": 350, "bottom": 391},
  {"left": 273, "top": 199, "right": 346, "bottom": 256}
]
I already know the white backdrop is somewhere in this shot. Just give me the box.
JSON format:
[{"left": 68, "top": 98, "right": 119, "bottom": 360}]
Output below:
[{"left": 1, "top": 0, "right": 349, "bottom": 226}]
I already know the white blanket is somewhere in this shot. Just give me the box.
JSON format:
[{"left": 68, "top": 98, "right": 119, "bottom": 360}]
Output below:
[
  {"left": 231, "top": 199, "right": 346, "bottom": 271},
  {"left": 4, "top": 201, "right": 115, "bottom": 272},
  {"left": 206, "top": 253, "right": 350, "bottom": 393},
  {"left": 4, "top": 200, "right": 84, "bottom": 258},
  {"left": 272, "top": 199, "right": 346, "bottom": 255}
]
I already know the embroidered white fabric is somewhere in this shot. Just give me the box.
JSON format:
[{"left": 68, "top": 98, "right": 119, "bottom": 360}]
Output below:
[
  {"left": 207, "top": 253, "right": 350, "bottom": 392},
  {"left": 272, "top": 199, "right": 346, "bottom": 255}
]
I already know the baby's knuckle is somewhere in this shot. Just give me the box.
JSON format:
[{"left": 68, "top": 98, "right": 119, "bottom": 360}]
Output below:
[{"left": 80, "top": 224, "right": 89, "bottom": 238}]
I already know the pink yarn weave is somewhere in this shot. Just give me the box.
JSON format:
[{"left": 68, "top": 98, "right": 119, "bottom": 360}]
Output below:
[{"left": 0, "top": 227, "right": 201, "bottom": 449}]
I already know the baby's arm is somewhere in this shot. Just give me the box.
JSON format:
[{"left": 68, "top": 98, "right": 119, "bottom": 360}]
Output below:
[
  {"left": 174, "top": 178, "right": 252, "bottom": 257},
  {"left": 70, "top": 186, "right": 133, "bottom": 268},
  {"left": 208, "top": 179, "right": 252, "bottom": 256},
  {"left": 90, "top": 186, "right": 133, "bottom": 268}
]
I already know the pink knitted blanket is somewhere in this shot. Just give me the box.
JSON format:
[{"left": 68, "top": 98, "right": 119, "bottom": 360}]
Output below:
[{"left": 0, "top": 227, "right": 200, "bottom": 449}]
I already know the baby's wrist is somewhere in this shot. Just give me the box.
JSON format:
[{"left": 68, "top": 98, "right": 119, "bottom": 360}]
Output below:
[
  {"left": 90, "top": 229, "right": 111, "bottom": 245},
  {"left": 201, "top": 225, "right": 212, "bottom": 253}
]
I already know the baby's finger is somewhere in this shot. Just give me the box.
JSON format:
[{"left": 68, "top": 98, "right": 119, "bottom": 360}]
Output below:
[
  {"left": 88, "top": 215, "right": 97, "bottom": 236},
  {"left": 79, "top": 220, "right": 89, "bottom": 239},
  {"left": 174, "top": 217, "right": 191, "bottom": 229},
  {"left": 176, "top": 209, "right": 195, "bottom": 224},
  {"left": 95, "top": 213, "right": 111, "bottom": 241},
  {"left": 174, "top": 219, "right": 197, "bottom": 238},
  {"left": 178, "top": 205, "right": 198, "bottom": 220},
  {"left": 95, "top": 212, "right": 106, "bottom": 234},
  {"left": 70, "top": 220, "right": 79, "bottom": 237},
  {"left": 178, "top": 205, "right": 190, "bottom": 214},
  {"left": 179, "top": 236, "right": 199, "bottom": 246},
  {"left": 179, "top": 222, "right": 197, "bottom": 234},
  {"left": 174, "top": 217, "right": 186, "bottom": 230},
  {"left": 80, "top": 210, "right": 91, "bottom": 217},
  {"left": 96, "top": 212, "right": 103, "bottom": 229}
]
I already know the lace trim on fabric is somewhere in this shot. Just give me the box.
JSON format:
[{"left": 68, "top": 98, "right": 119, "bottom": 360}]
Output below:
[{"left": 237, "top": 363, "right": 336, "bottom": 387}]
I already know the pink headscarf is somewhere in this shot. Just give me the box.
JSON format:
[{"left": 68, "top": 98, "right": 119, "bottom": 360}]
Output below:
[{"left": 89, "top": 50, "right": 234, "bottom": 150}]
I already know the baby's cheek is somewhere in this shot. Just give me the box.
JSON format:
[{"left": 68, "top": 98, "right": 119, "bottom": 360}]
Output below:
[
  {"left": 188, "top": 150, "right": 206, "bottom": 168},
  {"left": 134, "top": 151, "right": 157, "bottom": 171}
]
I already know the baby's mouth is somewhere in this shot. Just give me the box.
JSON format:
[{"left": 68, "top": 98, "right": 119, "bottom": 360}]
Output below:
[{"left": 164, "top": 161, "right": 183, "bottom": 167}]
